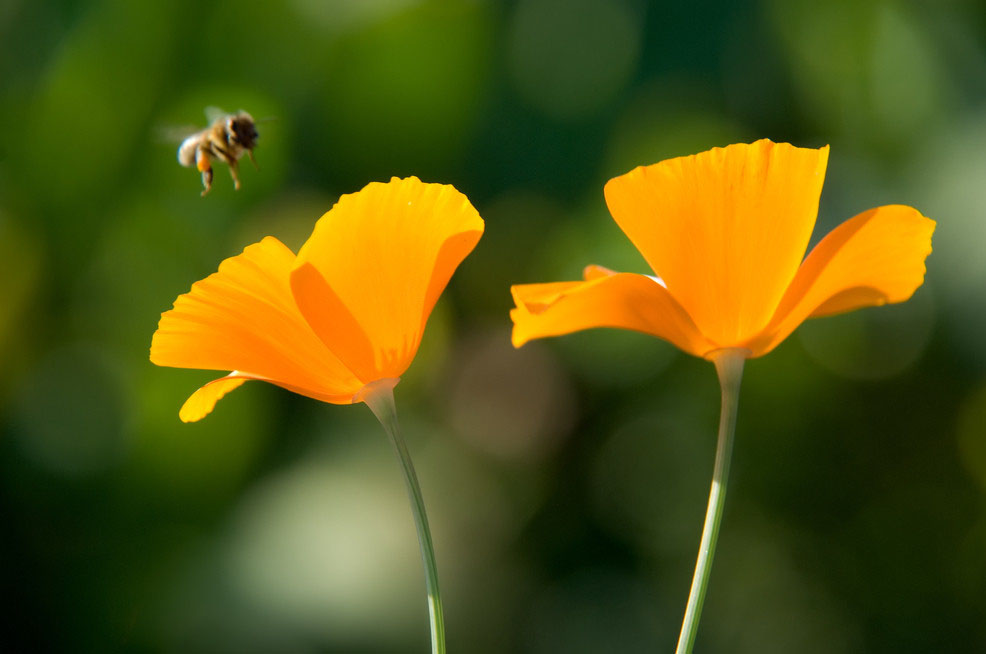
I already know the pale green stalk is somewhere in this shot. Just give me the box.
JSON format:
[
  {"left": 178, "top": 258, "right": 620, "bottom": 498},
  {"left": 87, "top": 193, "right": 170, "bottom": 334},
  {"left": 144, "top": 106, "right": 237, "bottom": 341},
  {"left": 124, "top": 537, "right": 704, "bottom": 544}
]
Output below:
[
  {"left": 359, "top": 379, "right": 445, "bottom": 654},
  {"left": 675, "top": 348, "right": 747, "bottom": 654}
]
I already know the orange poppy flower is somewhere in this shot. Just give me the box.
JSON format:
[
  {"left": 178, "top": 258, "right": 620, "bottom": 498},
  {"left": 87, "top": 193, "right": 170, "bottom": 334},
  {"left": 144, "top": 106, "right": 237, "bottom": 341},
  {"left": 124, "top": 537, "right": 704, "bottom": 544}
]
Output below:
[
  {"left": 151, "top": 176, "right": 484, "bottom": 421},
  {"left": 511, "top": 140, "right": 935, "bottom": 359}
]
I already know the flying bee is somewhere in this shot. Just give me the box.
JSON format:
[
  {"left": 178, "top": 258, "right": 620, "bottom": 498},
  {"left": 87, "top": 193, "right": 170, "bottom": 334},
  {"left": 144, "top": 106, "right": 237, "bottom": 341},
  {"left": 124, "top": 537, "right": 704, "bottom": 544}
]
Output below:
[{"left": 177, "top": 108, "right": 259, "bottom": 196}]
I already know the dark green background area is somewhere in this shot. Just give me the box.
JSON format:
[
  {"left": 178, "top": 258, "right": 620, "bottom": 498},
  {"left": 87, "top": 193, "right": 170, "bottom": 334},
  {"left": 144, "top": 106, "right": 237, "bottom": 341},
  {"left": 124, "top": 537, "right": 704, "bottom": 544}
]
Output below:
[{"left": 2, "top": 0, "right": 985, "bottom": 652}]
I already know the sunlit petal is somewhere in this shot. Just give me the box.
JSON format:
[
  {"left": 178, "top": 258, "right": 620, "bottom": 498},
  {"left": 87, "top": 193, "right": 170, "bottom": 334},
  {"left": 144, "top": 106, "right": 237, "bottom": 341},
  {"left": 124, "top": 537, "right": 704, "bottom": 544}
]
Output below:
[
  {"left": 604, "top": 140, "right": 829, "bottom": 345},
  {"left": 178, "top": 375, "right": 248, "bottom": 423},
  {"left": 744, "top": 205, "right": 935, "bottom": 356},
  {"left": 177, "top": 370, "right": 364, "bottom": 423},
  {"left": 291, "top": 177, "right": 484, "bottom": 380},
  {"left": 151, "top": 237, "right": 363, "bottom": 400},
  {"left": 511, "top": 267, "right": 713, "bottom": 356}
]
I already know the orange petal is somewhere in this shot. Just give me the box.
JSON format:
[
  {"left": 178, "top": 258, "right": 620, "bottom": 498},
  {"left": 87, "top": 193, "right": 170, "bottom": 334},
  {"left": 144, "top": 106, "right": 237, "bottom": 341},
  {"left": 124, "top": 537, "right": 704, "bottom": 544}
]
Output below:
[
  {"left": 179, "top": 375, "right": 248, "bottom": 423},
  {"left": 511, "top": 267, "right": 714, "bottom": 357},
  {"left": 744, "top": 205, "right": 935, "bottom": 357},
  {"left": 290, "top": 177, "right": 483, "bottom": 381},
  {"left": 177, "top": 370, "right": 362, "bottom": 422},
  {"left": 151, "top": 237, "right": 363, "bottom": 401},
  {"left": 604, "top": 140, "right": 829, "bottom": 346}
]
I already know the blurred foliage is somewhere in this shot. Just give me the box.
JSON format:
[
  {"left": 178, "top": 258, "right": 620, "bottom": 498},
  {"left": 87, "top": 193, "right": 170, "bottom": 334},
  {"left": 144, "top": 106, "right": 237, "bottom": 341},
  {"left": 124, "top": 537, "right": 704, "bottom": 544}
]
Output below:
[{"left": 1, "top": 0, "right": 985, "bottom": 652}]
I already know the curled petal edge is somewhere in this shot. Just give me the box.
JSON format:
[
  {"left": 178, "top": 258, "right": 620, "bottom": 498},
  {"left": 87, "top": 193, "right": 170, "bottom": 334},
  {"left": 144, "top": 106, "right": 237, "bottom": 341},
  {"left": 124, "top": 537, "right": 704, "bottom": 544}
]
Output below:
[
  {"left": 511, "top": 267, "right": 715, "bottom": 357},
  {"left": 742, "top": 205, "right": 935, "bottom": 357},
  {"left": 178, "top": 371, "right": 359, "bottom": 423}
]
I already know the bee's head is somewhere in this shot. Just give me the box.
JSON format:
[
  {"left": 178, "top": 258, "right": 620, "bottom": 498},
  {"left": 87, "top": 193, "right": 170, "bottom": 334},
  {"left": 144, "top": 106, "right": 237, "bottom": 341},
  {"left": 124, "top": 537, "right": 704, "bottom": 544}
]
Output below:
[{"left": 227, "top": 113, "right": 258, "bottom": 149}]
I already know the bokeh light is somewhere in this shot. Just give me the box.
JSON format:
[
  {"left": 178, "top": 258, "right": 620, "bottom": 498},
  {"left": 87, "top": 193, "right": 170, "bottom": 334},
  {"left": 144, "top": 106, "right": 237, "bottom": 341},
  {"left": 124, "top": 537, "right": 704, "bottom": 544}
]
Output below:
[
  {"left": 225, "top": 441, "right": 422, "bottom": 645},
  {"left": 445, "top": 330, "right": 575, "bottom": 461}
]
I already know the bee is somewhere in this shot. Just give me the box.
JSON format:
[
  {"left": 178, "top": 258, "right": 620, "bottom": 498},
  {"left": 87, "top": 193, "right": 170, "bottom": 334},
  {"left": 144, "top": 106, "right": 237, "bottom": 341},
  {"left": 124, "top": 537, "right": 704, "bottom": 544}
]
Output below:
[{"left": 178, "top": 109, "right": 259, "bottom": 196}]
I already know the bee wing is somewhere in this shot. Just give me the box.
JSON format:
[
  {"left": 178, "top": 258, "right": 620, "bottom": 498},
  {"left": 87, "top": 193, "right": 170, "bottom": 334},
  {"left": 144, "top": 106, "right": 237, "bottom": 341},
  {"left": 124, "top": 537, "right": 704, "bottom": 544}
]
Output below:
[
  {"left": 155, "top": 124, "right": 201, "bottom": 143},
  {"left": 205, "top": 106, "right": 229, "bottom": 123}
]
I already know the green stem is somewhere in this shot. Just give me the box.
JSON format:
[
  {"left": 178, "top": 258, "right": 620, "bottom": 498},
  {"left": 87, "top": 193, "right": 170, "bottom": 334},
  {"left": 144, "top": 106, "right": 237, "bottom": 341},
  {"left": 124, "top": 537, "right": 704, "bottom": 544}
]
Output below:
[
  {"left": 359, "top": 379, "right": 446, "bottom": 654},
  {"left": 674, "top": 348, "right": 747, "bottom": 654}
]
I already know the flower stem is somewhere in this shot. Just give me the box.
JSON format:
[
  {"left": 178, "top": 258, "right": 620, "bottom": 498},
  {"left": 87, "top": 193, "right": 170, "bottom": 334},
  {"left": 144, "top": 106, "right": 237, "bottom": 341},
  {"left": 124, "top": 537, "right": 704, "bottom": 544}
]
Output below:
[
  {"left": 359, "top": 379, "right": 446, "bottom": 654},
  {"left": 674, "top": 348, "right": 747, "bottom": 654}
]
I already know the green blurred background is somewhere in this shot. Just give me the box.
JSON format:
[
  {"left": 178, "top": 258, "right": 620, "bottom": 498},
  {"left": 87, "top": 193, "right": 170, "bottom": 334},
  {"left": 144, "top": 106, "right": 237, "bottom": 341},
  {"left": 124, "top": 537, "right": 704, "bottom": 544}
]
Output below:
[{"left": 2, "top": 0, "right": 985, "bottom": 651}]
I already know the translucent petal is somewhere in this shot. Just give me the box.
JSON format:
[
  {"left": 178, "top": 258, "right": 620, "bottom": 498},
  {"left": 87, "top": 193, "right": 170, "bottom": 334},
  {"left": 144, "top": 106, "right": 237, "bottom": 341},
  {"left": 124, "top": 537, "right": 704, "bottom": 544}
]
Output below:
[
  {"left": 178, "top": 375, "right": 247, "bottom": 423},
  {"left": 604, "top": 140, "right": 829, "bottom": 345},
  {"left": 291, "top": 177, "right": 483, "bottom": 380},
  {"left": 511, "top": 267, "right": 713, "bottom": 356},
  {"left": 177, "top": 371, "right": 361, "bottom": 423},
  {"left": 744, "top": 205, "right": 935, "bottom": 356},
  {"left": 151, "top": 237, "right": 362, "bottom": 400}
]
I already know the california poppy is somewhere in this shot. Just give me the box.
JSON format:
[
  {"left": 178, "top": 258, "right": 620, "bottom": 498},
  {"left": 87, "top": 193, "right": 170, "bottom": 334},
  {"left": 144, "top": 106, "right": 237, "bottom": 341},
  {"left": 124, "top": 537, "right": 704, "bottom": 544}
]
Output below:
[
  {"left": 151, "top": 176, "right": 484, "bottom": 654},
  {"left": 511, "top": 140, "right": 933, "bottom": 358},
  {"left": 509, "top": 140, "right": 934, "bottom": 653},
  {"left": 152, "top": 176, "right": 483, "bottom": 421}
]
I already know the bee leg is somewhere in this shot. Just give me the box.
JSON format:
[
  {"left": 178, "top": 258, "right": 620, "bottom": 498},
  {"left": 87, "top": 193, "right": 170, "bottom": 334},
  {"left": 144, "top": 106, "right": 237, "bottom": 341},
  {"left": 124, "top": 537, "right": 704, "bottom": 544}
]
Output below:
[
  {"left": 196, "top": 148, "right": 213, "bottom": 196},
  {"left": 247, "top": 149, "right": 259, "bottom": 170},
  {"left": 228, "top": 160, "right": 241, "bottom": 190},
  {"left": 200, "top": 167, "right": 213, "bottom": 196}
]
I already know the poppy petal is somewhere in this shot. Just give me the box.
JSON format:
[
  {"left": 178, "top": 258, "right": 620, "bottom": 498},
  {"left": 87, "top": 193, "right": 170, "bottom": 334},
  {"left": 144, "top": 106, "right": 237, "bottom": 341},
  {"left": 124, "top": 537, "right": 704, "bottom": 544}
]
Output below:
[
  {"left": 177, "top": 369, "right": 363, "bottom": 422},
  {"left": 604, "top": 140, "right": 829, "bottom": 345},
  {"left": 151, "top": 237, "right": 362, "bottom": 400},
  {"left": 178, "top": 375, "right": 248, "bottom": 423},
  {"left": 291, "top": 177, "right": 483, "bottom": 381},
  {"left": 744, "top": 205, "right": 935, "bottom": 357},
  {"left": 511, "top": 268, "right": 714, "bottom": 356}
]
